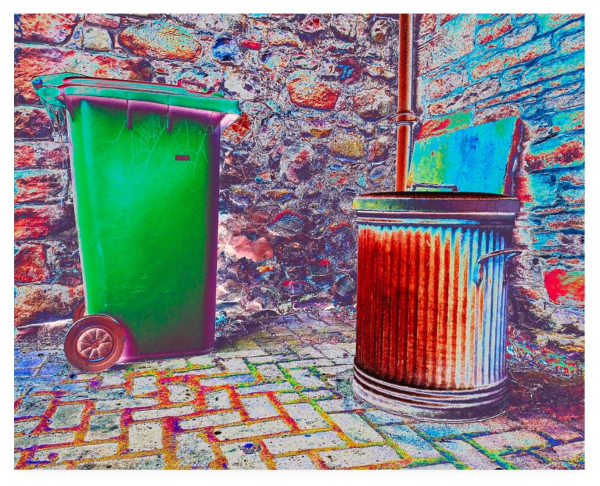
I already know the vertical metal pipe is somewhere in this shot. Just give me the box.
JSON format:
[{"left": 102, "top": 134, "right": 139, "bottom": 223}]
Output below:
[{"left": 396, "top": 14, "right": 418, "bottom": 191}]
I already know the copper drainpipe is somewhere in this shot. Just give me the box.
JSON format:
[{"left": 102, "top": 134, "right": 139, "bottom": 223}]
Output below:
[{"left": 395, "top": 14, "right": 418, "bottom": 191}]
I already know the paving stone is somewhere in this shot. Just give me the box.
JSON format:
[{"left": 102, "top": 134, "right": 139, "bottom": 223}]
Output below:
[
  {"left": 14, "top": 419, "right": 39, "bottom": 435},
  {"left": 319, "top": 445, "right": 400, "bottom": 469},
  {"left": 132, "top": 405, "right": 195, "bottom": 421},
  {"left": 70, "top": 372, "right": 98, "bottom": 381},
  {"left": 15, "top": 396, "right": 51, "bottom": 418},
  {"left": 101, "top": 371, "right": 127, "bottom": 386},
  {"left": 282, "top": 358, "right": 334, "bottom": 369},
  {"left": 328, "top": 413, "right": 383, "bottom": 443},
  {"left": 214, "top": 349, "right": 267, "bottom": 359},
  {"left": 214, "top": 419, "right": 289, "bottom": 440},
  {"left": 174, "top": 367, "right": 223, "bottom": 377},
  {"left": 154, "top": 358, "right": 188, "bottom": 370},
  {"left": 362, "top": 410, "right": 407, "bottom": 425},
  {"left": 179, "top": 411, "right": 242, "bottom": 430},
  {"left": 380, "top": 425, "right": 441, "bottom": 459},
  {"left": 31, "top": 463, "right": 69, "bottom": 470},
  {"left": 474, "top": 430, "right": 548, "bottom": 453},
  {"left": 32, "top": 382, "right": 88, "bottom": 395},
  {"left": 167, "top": 384, "right": 195, "bottom": 403},
  {"left": 263, "top": 431, "right": 345, "bottom": 454},
  {"left": 95, "top": 397, "right": 159, "bottom": 411},
  {"left": 16, "top": 352, "right": 47, "bottom": 368},
  {"left": 77, "top": 454, "right": 166, "bottom": 470},
  {"left": 288, "top": 369, "right": 324, "bottom": 388},
  {"left": 128, "top": 422, "right": 163, "bottom": 452},
  {"left": 545, "top": 440, "right": 585, "bottom": 461},
  {"left": 48, "top": 403, "right": 85, "bottom": 429},
  {"left": 274, "top": 454, "right": 317, "bottom": 469},
  {"left": 14, "top": 368, "right": 38, "bottom": 379},
  {"left": 413, "top": 421, "right": 490, "bottom": 438},
  {"left": 503, "top": 452, "right": 549, "bottom": 470},
  {"left": 241, "top": 395, "right": 279, "bottom": 419},
  {"left": 12, "top": 309, "right": 585, "bottom": 471},
  {"left": 277, "top": 392, "right": 304, "bottom": 403},
  {"left": 128, "top": 361, "right": 161, "bottom": 371},
  {"left": 221, "top": 357, "right": 251, "bottom": 374},
  {"left": 409, "top": 462, "right": 458, "bottom": 470},
  {"left": 187, "top": 355, "right": 217, "bottom": 367},
  {"left": 204, "top": 389, "right": 231, "bottom": 409},
  {"left": 38, "top": 362, "right": 69, "bottom": 376},
  {"left": 313, "top": 343, "right": 352, "bottom": 360},
  {"left": 303, "top": 390, "right": 335, "bottom": 400},
  {"left": 283, "top": 403, "right": 328, "bottom": 430},
  {"left": 14, "top": 431, "right": 75, "bottom": 449},
  {"left": 132, "top": 376, "right": 158, "bottom": 395},
  {"left": 248, "top": 354, "right": 290, "bottom": 364},
  {"left": 516, "top": 415, "right": 582, "bottom": 442},
  {"left": 289, "top": 346, "right": 324, "bottom": 358},
  {"left": 315, "top": 365, "right": 354, "bottom": 376},
  {"left": 221, "top": 442, "right": 268, "bottom": 469},
  {"left": 71, "top": 387, "right": 127, "bottom": 401},
  {"left": 14, "top": 380, "right": 30, "bottom": 400},
  {"left": 200, "top": 374, "right": 255, "bottom": 387},
  {"left": 439, "top": 439, "right": 500, "bottom": 469},
  {"left": 85, "top": 413, "right": 122, "bottom": 441},
  {"left": 237, "top": 383, "right": 295, "bottom": 395},
  {"left": 34, "top": 442, "right": 118, "bottom": 462},
  {"left": 480, "top": 415, "right": 522, "bottom": 433},
  {"left": 256, "top": 364, "right": 286, "bottom": 380},
  {"left": 318, "top": 398, "right": 364, "bottom": 413},
  {"left": 569, "top": 417, "right": 585, "bottom": 432},
  {"left": 232, "top": 339, "right": 264, "bottom": 351},
  {"left": 176, "top": 432, "right": 214, "bottom": 468}
]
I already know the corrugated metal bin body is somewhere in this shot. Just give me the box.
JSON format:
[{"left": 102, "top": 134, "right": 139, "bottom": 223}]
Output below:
[{"left": 353, "top": 193, "right": 520, "bottom": 421}]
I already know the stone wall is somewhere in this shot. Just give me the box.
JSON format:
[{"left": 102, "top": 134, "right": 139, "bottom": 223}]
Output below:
[
  {"left": 414, "top": 14, "right": 584, "bottom": 372},
  {"left": 14, "top": 13, "right": 584, "bottom": 374},
  {"left": 14, "top": 13, "right": 399, "bottom": 328}
]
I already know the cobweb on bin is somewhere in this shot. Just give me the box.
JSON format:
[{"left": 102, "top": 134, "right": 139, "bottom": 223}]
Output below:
[{"left": 39, "top": 98, "right": 71, "bottom": 168}]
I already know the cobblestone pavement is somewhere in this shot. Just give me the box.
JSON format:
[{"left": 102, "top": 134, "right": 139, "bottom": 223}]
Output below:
[{"left": 14, "top": 311, "right": 584, "bottom": 470}]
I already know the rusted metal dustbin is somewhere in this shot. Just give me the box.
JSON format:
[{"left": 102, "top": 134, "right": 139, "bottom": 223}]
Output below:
[{"left": 352, "top": 192, "right": 520, "bottom": 421}]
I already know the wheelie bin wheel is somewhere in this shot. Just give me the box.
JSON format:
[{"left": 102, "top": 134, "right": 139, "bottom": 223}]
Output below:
[
  {"left": 64, "top": 315, "right": 125, "bottom": 372},
  {"left": 73, "top": 300, "right": 86, "bottom": 321}
]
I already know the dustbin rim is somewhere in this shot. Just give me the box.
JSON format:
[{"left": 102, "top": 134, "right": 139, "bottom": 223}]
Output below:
[{"left": 353, "top": 191, "right": 520, "bottom": 215}]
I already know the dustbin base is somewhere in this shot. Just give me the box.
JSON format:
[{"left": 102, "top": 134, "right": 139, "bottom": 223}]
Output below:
[{"left": 353, "top": 364, "right": 508, "bottom": 422}]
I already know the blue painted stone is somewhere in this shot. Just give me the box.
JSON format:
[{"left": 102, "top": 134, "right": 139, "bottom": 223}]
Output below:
[{"left": 212, "top": 35, "right": 240, "bottom": 64}]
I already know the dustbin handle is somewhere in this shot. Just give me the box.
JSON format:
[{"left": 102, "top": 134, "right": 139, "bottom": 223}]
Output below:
[
  {"left": 475, "top": 249, "right": 521, "bottom": 285},
  {"left": 410, "top": 183, "right": 459, "bottom": 192}
]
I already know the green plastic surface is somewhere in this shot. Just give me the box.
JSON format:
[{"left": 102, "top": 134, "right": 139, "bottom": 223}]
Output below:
[
  {"left": 33, "top": 74, "right": 240, "bottom": 358},
  {"left": 33, "top": 73, "right": 240, "bottom": 114}
]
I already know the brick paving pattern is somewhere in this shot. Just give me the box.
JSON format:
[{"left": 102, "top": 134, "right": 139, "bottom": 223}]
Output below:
[{"left": 14, "top": 311, "right": 584, "bottom": 470}]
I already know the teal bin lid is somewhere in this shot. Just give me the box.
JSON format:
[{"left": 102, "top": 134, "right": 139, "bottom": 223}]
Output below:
[
  {"left": 32, "top": 72, "right": 240, "bottom": 116},
  {"left": 409, "top": 117, "right": 522, "bottom": 195}
]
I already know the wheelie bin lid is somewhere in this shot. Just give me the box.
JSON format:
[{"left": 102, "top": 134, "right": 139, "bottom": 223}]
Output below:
[{"left": 32, "top": 72, "right": 241, "bottom": 117}]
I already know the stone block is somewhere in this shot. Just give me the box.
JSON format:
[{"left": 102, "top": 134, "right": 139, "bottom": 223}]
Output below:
[{"left": 319, "top": 445, "right": 400, "bottom": 469}]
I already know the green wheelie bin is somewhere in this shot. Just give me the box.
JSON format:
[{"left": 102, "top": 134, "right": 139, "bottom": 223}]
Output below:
[{"left": 32, "top": 73, "right": 240, "bottom": 372}]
